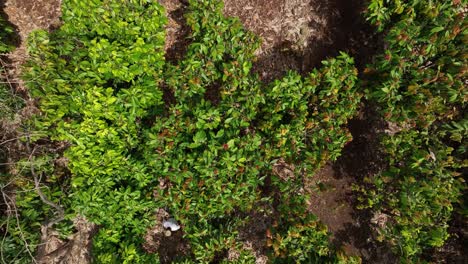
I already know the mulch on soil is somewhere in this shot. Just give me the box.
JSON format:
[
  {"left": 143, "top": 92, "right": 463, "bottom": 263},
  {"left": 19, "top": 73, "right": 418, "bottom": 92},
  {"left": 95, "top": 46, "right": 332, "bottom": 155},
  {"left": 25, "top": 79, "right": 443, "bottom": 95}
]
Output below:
[{"left": 224, "top": 0, "right": 379, "bottom": 82}]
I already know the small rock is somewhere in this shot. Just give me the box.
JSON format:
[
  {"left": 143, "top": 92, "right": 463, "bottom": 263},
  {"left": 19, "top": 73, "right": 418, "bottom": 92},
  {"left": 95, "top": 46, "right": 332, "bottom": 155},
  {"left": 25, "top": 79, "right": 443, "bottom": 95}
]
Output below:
[{"left": 163, "top": 218, "right": 181, "bottom": 231}]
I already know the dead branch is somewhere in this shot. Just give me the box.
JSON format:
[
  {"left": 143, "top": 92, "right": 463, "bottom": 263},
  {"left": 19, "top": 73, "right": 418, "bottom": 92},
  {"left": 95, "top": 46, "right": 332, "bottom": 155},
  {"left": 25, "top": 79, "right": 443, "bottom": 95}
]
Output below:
[{"left": 25, "top": 138, "right": 64, "bottom": 228}]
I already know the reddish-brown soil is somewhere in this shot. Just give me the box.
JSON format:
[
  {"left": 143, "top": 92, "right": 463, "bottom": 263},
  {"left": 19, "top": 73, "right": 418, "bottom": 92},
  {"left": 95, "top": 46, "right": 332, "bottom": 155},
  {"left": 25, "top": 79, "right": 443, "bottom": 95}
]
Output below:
[
  {"left": 2, "top": 0, "right": 61, "bottom": 40},
  {"left": 143, "top": 208, "right": 192, "bottom": 264},
  {"left": 306, "top": 105, "right": 399, "bottom": 264},
  {"left": 329, "top": 106, "right": 398, "bottom": 263},
  {"left": 307, "top": 165, "right": 358, "bottom": 253}
]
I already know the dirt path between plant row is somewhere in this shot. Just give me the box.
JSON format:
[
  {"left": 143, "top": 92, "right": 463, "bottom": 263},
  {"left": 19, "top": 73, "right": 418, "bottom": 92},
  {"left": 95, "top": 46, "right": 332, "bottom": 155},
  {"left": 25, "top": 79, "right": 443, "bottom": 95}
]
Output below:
[{"left": 223, "top": 0, "right": 393, "bottom": 263}]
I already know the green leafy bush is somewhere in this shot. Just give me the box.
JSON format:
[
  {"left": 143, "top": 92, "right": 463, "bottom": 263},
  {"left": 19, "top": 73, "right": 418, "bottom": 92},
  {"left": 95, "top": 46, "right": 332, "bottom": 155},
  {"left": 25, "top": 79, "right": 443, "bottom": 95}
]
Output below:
[
  {"left": 356, "top": 130, "right": 464, "bottom": 258},
  {"left": 0, "top": 163, "right": 65, "bottom": 264},
  {"left": 25, "top": 0, "right": 166, "bottom": 261},
  {"left": 260, "top": 56, "right": 358, "bottom": 174},
  {"left": 365, "top": 0, "right": 466, "bottom": 127},
  {"left": 143, "top": 1, "right": 360, "bottom": 261},
  {"left": 359, "top": 0, "right": 467, "bottom": 261},
  {"left": 25, "top": 0, "right": 361, "bottom": 262}
]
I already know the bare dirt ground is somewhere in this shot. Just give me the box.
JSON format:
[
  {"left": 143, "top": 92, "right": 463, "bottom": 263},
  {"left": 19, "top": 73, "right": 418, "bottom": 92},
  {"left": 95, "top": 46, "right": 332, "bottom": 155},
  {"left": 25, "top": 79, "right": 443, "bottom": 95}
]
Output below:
[
  {"left": 329, "top": 106, "right": 397, "bottom": 263},
  {"left": 143, "top": 208, "right": 192, "bottom": 264},
  {"left": 304, "top": 105, "right": 398, "bottom": 264}
]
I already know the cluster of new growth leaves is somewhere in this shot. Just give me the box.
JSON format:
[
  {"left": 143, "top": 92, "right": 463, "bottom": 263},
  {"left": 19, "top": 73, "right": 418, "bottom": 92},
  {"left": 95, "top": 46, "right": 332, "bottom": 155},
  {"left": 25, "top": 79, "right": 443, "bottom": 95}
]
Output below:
[
  {"left": 359, "top": 0, "right": 467, "bottom": 261},
  {"left": 24, "top": 0, "right": 362, "bottom": 262}
]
